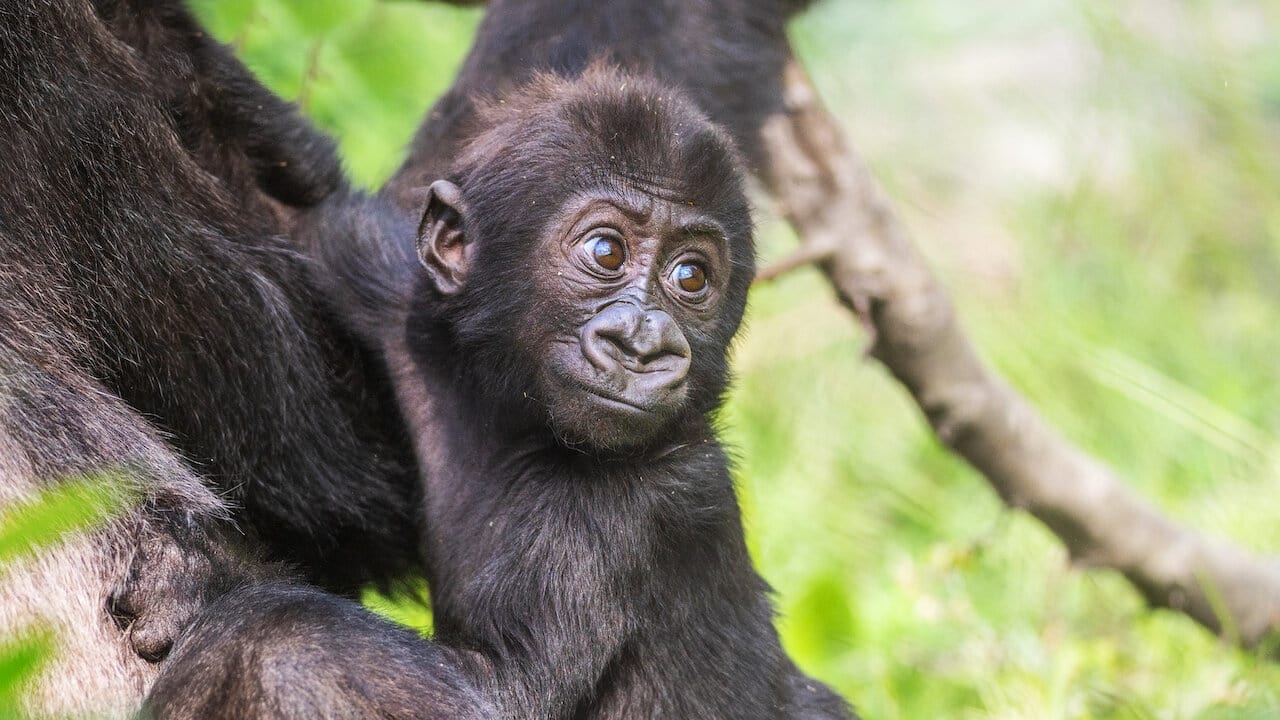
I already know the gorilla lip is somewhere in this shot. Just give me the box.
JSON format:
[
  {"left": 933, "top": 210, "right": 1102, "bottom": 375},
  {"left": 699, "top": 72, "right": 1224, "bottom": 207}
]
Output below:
[
  {"left": 577, "top": 381, "right": 665, "bottom": 414},
  {"left": 591, "top": 391, "right": 657, "bottom": 414}
]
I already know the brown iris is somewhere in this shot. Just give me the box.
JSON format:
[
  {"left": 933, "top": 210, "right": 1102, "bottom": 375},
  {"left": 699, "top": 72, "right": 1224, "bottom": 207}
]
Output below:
[
  {"left": 672, "top": 262, "right": 707, "bottom": 294},
  {"left": 585, "top": 235, "right": 625, "bottom": 271}
]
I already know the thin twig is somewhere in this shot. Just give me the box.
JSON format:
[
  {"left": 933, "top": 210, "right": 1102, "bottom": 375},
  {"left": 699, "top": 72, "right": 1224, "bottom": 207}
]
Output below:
[{"left": 754, "top": 241, "right": 837, "bottom": 283}]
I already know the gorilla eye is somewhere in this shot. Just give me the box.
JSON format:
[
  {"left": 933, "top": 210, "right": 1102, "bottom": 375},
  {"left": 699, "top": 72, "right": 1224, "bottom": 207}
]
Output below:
[
  {"left": 584, "top": 234, "right": 626, "bottom": 272},
  {"left": 671, "top": 262, "right": 708, "bottom": 295}
]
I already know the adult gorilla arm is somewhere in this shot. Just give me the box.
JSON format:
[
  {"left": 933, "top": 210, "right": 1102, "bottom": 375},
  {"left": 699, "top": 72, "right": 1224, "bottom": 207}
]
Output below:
[{"left": 96, "top": 0, "right": 347, "bottom": 219}]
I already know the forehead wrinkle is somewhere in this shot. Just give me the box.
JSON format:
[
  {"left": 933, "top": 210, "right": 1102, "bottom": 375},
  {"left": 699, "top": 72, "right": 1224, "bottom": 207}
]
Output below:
[
  {"left": 580, "top": 158, "right": 692, "bottom": 201},
  {"left": 610, "top": 185, "right": 655, "bottom": 224},
  {"left": 612, "top": 169, "right": 693, "bottom": 206},
  {"left": 677, "top": 219, "right": 727, "bottom": 240},
  {"left": 553, "top": 189, "right": 646, "bottom": 231},
  {"left": 568, "top": 172, "right": 656, "bottom": 225}
]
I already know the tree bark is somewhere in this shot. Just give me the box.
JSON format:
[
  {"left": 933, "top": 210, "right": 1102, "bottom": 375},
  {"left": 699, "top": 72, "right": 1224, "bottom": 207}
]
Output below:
[{"left": 757, "top": 56, "right": 1280, "bottom": 651}]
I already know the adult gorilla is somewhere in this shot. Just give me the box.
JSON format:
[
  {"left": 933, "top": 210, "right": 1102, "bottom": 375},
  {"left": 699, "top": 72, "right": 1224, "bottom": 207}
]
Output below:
[{"left": 0, "top": 1, "right": 418, "bottom": 715}]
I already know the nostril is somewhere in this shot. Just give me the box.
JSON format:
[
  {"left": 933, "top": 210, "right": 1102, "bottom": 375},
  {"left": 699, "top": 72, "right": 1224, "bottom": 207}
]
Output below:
[
  {"left": 601, "top": 333, "right": 631, "bottom": 360},
  {"left": 636, "top": 348, "right": 683, "bottom": 367},
  {"left": 600, "top": 334, "right": 675, "bottom": 370}
]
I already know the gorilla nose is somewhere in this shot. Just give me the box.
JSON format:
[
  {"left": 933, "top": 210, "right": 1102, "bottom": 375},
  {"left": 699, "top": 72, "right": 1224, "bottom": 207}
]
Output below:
[{"left": 582, "top": 303, "right": 691, "bottom": 379}]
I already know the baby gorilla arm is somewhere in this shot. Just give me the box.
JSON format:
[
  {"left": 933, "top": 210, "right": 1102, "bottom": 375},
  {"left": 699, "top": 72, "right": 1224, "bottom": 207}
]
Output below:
[{"left": 143, "top": 584, "right": 496, "bottom": 720}]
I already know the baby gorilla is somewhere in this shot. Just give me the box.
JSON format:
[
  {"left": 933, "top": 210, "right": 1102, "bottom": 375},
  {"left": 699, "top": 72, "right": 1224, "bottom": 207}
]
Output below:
[{"left": 145, "top": 68, "right": 852, "bottom": 720}]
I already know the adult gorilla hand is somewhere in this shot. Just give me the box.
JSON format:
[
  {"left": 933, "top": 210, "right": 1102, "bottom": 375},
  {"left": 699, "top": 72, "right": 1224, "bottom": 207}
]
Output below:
[{"left": 110, "top": 515, "right": 278, "bottom": 662}]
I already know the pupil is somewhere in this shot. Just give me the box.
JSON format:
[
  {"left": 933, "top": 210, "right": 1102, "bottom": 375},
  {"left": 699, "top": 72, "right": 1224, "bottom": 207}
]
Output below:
[
  {"left": 677, "top": 263, "right": 705, "bottom": 292},
  {"left": 589, "top": 237, "right": 622, "bottom": 270}
]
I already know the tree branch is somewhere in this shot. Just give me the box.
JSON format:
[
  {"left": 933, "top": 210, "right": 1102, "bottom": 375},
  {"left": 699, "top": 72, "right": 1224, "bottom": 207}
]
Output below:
[{"left": 757, "top": 56, "right": 1280, "bottom": 651}]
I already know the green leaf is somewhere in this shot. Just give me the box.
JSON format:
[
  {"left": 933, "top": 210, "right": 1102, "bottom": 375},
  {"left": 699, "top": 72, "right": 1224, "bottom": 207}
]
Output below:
[
  {"left": 0, "top": 632, "right": 53, "bottom": 703},
  {"left": 279, "top": 0, "right": 371, "bottom": 38},
  {"left": 0, "top": 474, "right": 134, "bottom": 565},
  {"left": 362, "top": 579, "right": 434, "bottom": 637}
]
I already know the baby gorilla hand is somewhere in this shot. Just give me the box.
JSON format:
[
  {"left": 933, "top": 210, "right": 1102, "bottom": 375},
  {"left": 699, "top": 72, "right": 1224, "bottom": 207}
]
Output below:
[{"left": 110, "top": 515, "right": 272, "bottom": 662}]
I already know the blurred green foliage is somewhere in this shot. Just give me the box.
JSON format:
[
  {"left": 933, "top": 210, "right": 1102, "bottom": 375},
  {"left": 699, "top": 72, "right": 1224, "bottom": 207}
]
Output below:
[
  {"left": 0, "top": 475, "right": 135, "bottom": 717},
  {"left": 191, "top": 0, "right": 1280, "bottom": 717}
]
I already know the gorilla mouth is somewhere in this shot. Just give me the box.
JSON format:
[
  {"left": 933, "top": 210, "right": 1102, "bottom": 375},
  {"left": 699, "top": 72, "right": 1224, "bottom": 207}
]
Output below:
[
  {"left": 574, "top": 379, "right": 667, "bottom": 414},
  {"left": 548, "top": 338, "right": 689, "bottom": 416}
]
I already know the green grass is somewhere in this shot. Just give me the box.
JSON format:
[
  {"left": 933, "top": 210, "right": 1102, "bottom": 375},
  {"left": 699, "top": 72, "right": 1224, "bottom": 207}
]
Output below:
[{"left": 192, "top": 1, "right": 1280, "bottom": 717}]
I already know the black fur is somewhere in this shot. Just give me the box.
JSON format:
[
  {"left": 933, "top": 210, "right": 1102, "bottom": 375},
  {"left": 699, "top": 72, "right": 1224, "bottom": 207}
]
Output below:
[{"left": 143, "top": 584, "right": 494, "bottom": 720}]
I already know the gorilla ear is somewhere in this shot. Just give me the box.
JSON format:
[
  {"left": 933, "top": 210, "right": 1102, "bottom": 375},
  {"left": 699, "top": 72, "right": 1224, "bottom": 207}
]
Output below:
[{"left": 417, "top": 179, "right": 471, "bottom": 295}]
